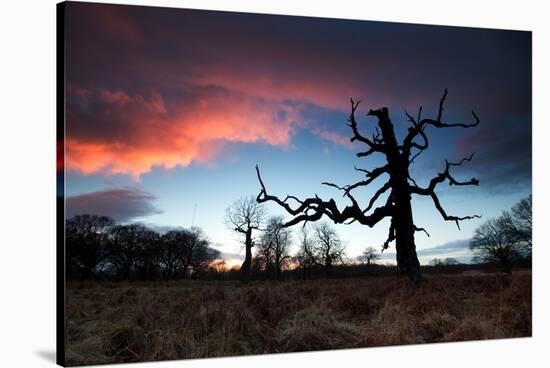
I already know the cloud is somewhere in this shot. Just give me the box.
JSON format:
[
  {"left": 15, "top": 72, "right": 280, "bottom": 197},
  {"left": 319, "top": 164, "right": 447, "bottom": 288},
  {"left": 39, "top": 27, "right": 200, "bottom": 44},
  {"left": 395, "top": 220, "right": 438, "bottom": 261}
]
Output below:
[
  {"left": 66, "top": 187, "right": 161, "bottom": 222},
  {"left": 62, "top": 4, "right": 386, "bottom": 179},
  {"left": 64, "top": 3, "right": 531, "bottom": 182},
  {"left": 190, "top": 66, "right": 361, "bottom": 112},
  {"left": 65, "top": 85, "right": 306, "bottom": 177},
  {"left": 380, "top": 239, "right": 474, "bottom": 265},
  {"left": 456, "top": 114, "right": 532, "bottom": 193},
  {"left": 311, "top": 127, "right": 356, "bottom": 149},
  {"left": 91, "top": 4, "right": 145, "bottom": 45},
  {"left": 125, "top": 223, "right": 188, "bottom": 235},
  {"left": 416, "top": 239, "right": 472, "bottom": 257}
]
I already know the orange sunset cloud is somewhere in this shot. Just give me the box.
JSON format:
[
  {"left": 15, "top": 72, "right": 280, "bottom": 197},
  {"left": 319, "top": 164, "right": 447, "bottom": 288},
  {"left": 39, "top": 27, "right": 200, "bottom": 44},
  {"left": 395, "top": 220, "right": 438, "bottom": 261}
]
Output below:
[{"left": 66, "top": 86, "right": 307, "bottom": 177}]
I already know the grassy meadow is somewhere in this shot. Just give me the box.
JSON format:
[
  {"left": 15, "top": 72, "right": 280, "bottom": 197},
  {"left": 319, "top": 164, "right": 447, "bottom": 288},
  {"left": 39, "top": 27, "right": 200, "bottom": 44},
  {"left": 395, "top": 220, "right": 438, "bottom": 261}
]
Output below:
[{"left": 65, "top": 272, "right": 531, "bottom": 366}]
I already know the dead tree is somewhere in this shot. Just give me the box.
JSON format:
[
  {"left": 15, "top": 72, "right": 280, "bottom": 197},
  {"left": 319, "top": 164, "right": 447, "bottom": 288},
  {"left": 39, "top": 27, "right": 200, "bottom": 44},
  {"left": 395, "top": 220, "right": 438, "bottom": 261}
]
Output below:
[
  {"left": 256, "top": 89, "right": 480, "bottom": 282},
  {"left": 225, "top": 196, "right": 266, "bottom": 281}
]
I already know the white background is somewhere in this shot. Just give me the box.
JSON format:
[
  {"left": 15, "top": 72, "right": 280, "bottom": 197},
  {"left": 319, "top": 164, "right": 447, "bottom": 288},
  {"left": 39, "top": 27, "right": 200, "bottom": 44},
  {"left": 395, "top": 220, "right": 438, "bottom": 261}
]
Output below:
[{"left": 0, "top": 0, "right": 548, "bottom": 367}]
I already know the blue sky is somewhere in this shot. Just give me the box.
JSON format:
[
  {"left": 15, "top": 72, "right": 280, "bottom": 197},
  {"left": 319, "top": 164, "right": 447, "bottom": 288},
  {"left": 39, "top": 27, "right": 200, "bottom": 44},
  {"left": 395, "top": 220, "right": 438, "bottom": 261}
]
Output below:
[{"left": 62, "top": 3, "right": 532, "bottom": 264}]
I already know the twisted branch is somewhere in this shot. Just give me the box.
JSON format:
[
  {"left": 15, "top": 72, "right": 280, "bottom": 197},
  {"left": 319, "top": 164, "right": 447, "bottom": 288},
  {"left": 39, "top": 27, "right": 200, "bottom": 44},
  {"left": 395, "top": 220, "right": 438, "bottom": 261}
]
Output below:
[
  {"left": 257, "top": 165, "right": 394, "bottom": 228},
  {"left": 346, "top": 98, "right": 386, "bottom": 156},
  {"left": 402, "top": 89, "right": 480, "bottom": 160},
  {"left": 409, "top": 154, "right": 481, "bottom": 229}
]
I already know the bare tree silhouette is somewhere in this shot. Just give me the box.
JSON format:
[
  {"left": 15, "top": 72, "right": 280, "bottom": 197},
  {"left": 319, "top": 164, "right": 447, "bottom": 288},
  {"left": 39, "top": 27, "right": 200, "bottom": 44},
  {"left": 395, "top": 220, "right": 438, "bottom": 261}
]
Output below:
[
  {"left": 295, "top": 225, "right": 317, "bottom": 280},
  {"left": 360, "top": 246, "right": 380, "bottom": 265},
  {"left": 312, "top": 222, "right": 345, "bottom": 277},
  {"left": 225, "top": 196, "right": 266, "bottom": 281},
  {"left": 66, "top": 214, "right": 115, "bottom": 281},
  {"left": 500, "top": 195, "right": 532, "bottom": 250},
  {"left": 255, "top": 216, "right": 292, "bottom": 280},
  {"left": 470, "top": 195, "right": 532, "bottom": 274},
  {"left": 470, "top": 218, "right": 522, "bottom": 274},
  {"left": 430, "top": 257, "right": 459, "bottom": 266},
  {"left": 256, "top": 90, "right": 480, "bottom": 282}
]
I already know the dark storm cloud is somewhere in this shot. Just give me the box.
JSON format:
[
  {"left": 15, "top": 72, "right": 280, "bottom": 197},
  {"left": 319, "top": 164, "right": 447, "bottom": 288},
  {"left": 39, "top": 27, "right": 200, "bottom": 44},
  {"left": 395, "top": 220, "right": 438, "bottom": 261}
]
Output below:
[
  {"left": 66, "top": 187, "right": 162, "bottom": 222},
  {"left": 457, "top": 113, "right": 532, "bottom": 193}
]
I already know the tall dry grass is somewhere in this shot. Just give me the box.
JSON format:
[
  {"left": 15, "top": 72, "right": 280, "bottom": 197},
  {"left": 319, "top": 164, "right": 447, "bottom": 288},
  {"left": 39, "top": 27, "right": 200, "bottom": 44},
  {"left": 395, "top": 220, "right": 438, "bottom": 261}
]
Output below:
[{"left": 65, "top": 272, "right": 531, "bottom": 366}]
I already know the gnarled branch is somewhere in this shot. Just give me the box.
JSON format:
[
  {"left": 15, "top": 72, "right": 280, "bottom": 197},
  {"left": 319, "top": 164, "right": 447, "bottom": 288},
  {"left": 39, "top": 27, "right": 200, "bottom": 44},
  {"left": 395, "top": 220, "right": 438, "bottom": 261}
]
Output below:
[
  {"left": 420, "top": 89, "right": 480, "bottom": 129},
  {"left": 410, "top": 154, "right": 479, "bottom": 195},
  {"left": 346, "top": 98, "right": 386, "bottom": 155},
  {"left": 382, "top": 218, "right": 396, "bottom": 251},
  {"left": 363, "top": 182, "right": 392, "bottom": 214},
  {"left": 256, "top": 165, "right": 394, "bottom": 228},
  {"left": 429, "top": 192, "right": 481, "bottom": 230},
  {"left": 414, "top": 225, "right": 430, "bottom": 237},
  {"left": 402, "top": 89, "right": 480, "bottom": 160},
  {"left": 409, "top": 155, "right": 480, "bottom": 229},
  {"left": 323, "top": 164, "right": 389, "bottom": 197},
  {"left": 344, "top": 165, "right": 389, "bottom": 194}
]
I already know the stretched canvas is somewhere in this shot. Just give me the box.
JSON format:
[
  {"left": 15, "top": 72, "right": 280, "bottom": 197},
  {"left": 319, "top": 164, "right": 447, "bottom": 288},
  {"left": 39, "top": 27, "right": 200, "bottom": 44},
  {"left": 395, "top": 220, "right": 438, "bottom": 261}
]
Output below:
[{"left": 57, "top": 1, "right": 532, "bottom": 366}]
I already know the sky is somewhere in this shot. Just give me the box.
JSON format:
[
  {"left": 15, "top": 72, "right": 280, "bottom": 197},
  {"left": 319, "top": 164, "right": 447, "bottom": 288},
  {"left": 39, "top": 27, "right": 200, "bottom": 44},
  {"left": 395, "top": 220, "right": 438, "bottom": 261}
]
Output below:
[{"left": 62, "top": 2, "right": 532, "bottom": 264}]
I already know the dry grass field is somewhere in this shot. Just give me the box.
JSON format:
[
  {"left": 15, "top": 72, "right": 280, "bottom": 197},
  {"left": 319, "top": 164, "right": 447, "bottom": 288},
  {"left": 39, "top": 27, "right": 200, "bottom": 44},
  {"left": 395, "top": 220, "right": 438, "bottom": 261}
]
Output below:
[{"left": 65, "top": 272, "right": 531, "bottom": 366}]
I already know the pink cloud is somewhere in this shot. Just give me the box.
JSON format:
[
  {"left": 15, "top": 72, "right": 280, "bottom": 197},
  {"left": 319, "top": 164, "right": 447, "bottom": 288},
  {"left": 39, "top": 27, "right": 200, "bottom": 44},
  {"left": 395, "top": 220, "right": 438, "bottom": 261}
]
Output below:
[
  {"left": 66, "top": 87, "right": 305, "bottom": 177},
  {"left": 190, "top": 67, "right": 361, "bottom": 112},
  {"left": 99, "top": 88, "right": 132, "bottom": 105},
  {"left": 312, "top": 127, "right": 356, "bottom": 149}
]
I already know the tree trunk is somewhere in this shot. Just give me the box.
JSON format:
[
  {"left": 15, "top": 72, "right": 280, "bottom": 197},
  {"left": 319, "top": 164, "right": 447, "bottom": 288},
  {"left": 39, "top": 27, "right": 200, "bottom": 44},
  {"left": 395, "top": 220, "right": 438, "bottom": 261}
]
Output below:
[
  {"left": 394, "top": 197, "right": 421, "bottom": 282},
  {"left": 241, "top": 227, "right": 253, "bottom": 281},
  {"left": 378, "top": 108, "right": 422, "bottom": 282},
  {"left": 501, "top": 258, "right": 513, "bottom": 275}
]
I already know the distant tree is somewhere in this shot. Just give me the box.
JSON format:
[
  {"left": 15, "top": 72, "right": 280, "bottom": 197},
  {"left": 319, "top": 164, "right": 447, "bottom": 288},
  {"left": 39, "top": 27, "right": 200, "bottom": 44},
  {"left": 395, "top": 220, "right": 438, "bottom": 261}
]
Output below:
[
  {"left": 500, "top": 195, "right": 532, "bottom": 257},
  {"left": 257, "top": 89, "right": 481, "bottom": 282},
  {"left": 254, "top": 240, "right": 274, "bottom": 277},
  {"left": 470, "top": 217, "right": 524, "bottom": 274},
  {"left": 295, "top": 225, "right": 317, "bottom": 280},
  {"left": 258, "top": 216, "right": 292, "bottom": 280},
  {"left": 159, "top": 230, "right": 188, "bottom": 280},
  {"left": 134, "top": 230, "right": 161, "bottom": 280},
  {"left": 181, "top": 226, "right": 203, "bottom": 277},
  {"left": 250, "top": 254, "right": 267, "bottom": 278},
  {"left": 312, "top": 222, "right": 345, "bottom": 277},
  {"left": 429, "top": 257, "right": 459, "bottom": 266},
  {"left": 106, "top": 224, "right": 158, "bottom": 280},
  {"left": 360, "top": 246, "right": 380, "bottom": 265},
  {"left": 225, "top": 196, "right": 266, "bottom": 281},
  {"left": 158, "top": 227, "right": 219, "bottom": 279},
  {"left": 66, "top": 214, "right": 115, "bottom": 280},
  {"left": 443, "top": 257, "right": 460, "bottom": 265},
  {"left": 186, "top": 227, "right": 220, "bottom": 276}
]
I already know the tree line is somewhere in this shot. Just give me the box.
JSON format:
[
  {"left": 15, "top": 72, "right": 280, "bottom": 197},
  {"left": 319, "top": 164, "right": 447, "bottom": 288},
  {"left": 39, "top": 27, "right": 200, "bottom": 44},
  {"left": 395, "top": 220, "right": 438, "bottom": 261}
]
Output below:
[
  {"left": 66, "top": 196, "right": 355, "bottom": 282},
  {"left": 66, "top": 193, "right": 531, "bottom": 282},
  {"left": 66, "top": 216, "right": 220, "bottom": 281},
  {"left": 225, "top": 197, "right": 352, "bottom": 281},
  {"left": 251, "top": 217, "right": 347, "bottom": 280}
]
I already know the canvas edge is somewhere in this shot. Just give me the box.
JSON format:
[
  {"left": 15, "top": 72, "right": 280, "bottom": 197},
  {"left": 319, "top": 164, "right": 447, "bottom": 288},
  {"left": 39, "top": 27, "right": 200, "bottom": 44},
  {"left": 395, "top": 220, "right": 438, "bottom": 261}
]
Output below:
[{"left": 56, "top": 2, "right": 67, "bottom": 367}]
